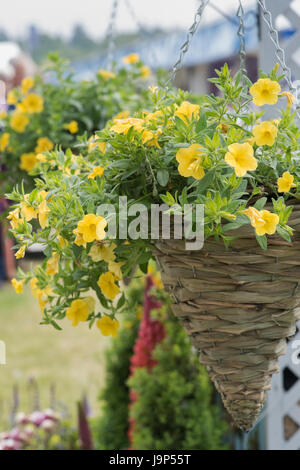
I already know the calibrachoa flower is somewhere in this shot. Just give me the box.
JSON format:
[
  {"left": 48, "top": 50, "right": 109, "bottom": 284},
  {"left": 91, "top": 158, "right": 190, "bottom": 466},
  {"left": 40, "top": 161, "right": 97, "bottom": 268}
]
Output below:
[
  {"left": 277, "top": 171, "right": 296, "bottom": 193},
  {"left": 88, "top": 166, "right": 105, "bottom": 179},
  {"left": 250, "top": 78, "right": 281, "bottom": 106},
  {"left": 96, "top": 315, "right": 120, "bottom": 337},
  {"left": 46, "top": 252, "right": 60, "bottom": 276},
  {"left": 175, "top": 101, "right": 200, "bottom": 122},
  {"left": 243, "top": 207, "right": 279, "bottom": 236},
  {"left": 176, "top": 144, "right": 205, "bottom": 180},
  {"left": 75, "top": 214, "right": 107, "bottom": 244},
  {"left": 11, "top": 278, "right": 25, "bottom": 294},
  {"left": 252, "top": 121, "right": 278, "bottom": 146},
  {"left": 281, "top": 91, "right": 295, "bottom": 108},
  {"left": 88, "top": 242, "right": 116, "bottom": 262},
  {"left": 123, "top": 53, "right": 140, "bottom": 64},
  {"left": 64, "top": 120, "right": 78, "bottom": 134},
  {"left": 10, "top": 112, "right": 29, "bottom": 133},
  {"left": 110, "top": 117, "right": 144, "bottom": 134},
  {"left": 98, "top": 69, "right": 116, "bottom": 80},
  {"left": 66, "top": 297, "right": 95, "bottom": 326},
  {"left": 21, "top": 76, "right": 34, "bottom": 94},
  {"left": 0, "top": 132, "right": 10, "bottom": 151},
  {"left": 97, "top": 272, "right": 120, "bottom": 300},
  {"left": 225, "top": 143, "right": 257, "bottom": 177},
  {"left": 35, "top": 137, "right": 54, "bottom": 153},
  {"left": 22, "top": 93, "right": 44, "bottom": 114},
  {"left": 19, "top": 153, "right": 38, "bottom": 172}
]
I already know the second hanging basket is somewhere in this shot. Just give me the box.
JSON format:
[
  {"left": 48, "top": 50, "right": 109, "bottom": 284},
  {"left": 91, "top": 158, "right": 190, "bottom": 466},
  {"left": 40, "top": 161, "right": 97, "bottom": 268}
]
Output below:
[{"left": 154, "top": 205, "right": 300, "bottom": 431}]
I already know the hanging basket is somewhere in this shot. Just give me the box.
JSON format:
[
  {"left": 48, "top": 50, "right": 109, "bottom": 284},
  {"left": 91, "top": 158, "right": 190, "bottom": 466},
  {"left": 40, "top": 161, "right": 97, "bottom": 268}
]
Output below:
[{"left": 154, "top": 205, "right": 300, "bottom": 431}]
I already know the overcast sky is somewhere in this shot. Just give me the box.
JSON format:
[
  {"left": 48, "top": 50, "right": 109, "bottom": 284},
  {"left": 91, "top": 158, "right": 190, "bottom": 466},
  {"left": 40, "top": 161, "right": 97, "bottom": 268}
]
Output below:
[{"left": 1, "top": 0, "right": 260, "bottom": 38}]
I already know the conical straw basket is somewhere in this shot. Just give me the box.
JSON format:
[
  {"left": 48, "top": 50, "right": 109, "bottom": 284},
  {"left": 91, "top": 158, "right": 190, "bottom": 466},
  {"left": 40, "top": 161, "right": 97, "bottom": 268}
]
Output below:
[{"left": 154, "top": 206, "right": 300, "bottom": 431}]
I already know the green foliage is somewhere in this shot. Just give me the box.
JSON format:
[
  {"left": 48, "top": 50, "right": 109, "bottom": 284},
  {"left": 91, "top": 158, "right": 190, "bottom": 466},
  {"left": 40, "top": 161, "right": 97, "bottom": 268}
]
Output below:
[{"left": 129, "top": 314, "right": 228, "bottom": 450}]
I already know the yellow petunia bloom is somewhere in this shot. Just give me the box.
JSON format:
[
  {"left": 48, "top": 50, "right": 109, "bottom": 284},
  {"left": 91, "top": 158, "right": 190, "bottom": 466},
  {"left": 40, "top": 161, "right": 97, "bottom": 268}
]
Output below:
[
  {"left": 38, "top": 200, "right": 50, "bottom": 228},
  {"left": 88, "top": 166, "right": 105, "bottom": 179},
  {"left": 176, "top": 144, "right": 205, "bottom": 180},
  {"left": 277, "top": 171, "right": 296, "bottom": 193},
  {"left": 89, "top": 241, "right": 116, "bottom": 263},
  {"left": 15, "top": 245, "right": 26, "bottom": 259},
  {"left": 108, "top": 261, "right": 124, "bottom": 280},
  {"left": 22, "top": 93, "right": 43, "bottom": 113},
  {"left": 35, "top": 137, "right": 54, "bottom": 153},
  {"left": 11, "top": 278, "right": 25, "bottom": 294},
  {"left": 250, "top": 78, "right": 281, "bottom": 106},
  {"left": 88, "top": 136, "right": 106, "bottom": 153},
  {"left": 57, "top": 235, "right": 68, "bottom": 248},
  {"left": 7, "top": 90, "right": 18, "bottom": 105},
  {"left": 0, "top": 132, "right": 10, "bottom": 152},
  {"left": 73, "top": 228, "right": 86, "bottom": 247},
  {"left": 10, "top": 112, "right": 29, "bottom": 133},
  {"left": 7, "top": 208, "right": 22, "bottom": 229},
  {"left": 98, "top": 69, "right": 116, "bottom": 80},
  {"left": 21, "top": 196, "right": 38, "bottom": 221},
  {"left": 175, "top": 101, "right": 200, "bottom": 123},
  {"left": 36, "top": 153, "right": 47, "bottom": 163},
  {"left": 0, "top": 111, "right": 7, "bottom": 119},
  {"left": 280, "top": 91, "right": 296, "bottom": 108},
  {"left": 122, "top": 53, "right": 139, "bottom": 64},
  {"left": 66, "top": 297, "right": 95, "bottom": 327},
  {"left": 46, "top": 252, "right": 60, "bottom": 276},
  {"left": 243, "top": 207, "right": 279, "bottom": 236},
  {"left": 76, "top": 214, "right": 107, "bottom": 244},
  {"left": 97, "top": 315, "right": 120, "bottom": 337},
  {"left": 110, "top": 117, "right": 144, "bottom": 135},
  {"left": 64, "top": 120, "right": 78, "bottom": 134},
  {"left": 225, "top": 142, "right": 257, "bottom": 177},
  {"left": 253, "top": 121, "right": 278, "bottom": 147},
  {"left": 97, "top": 272, "right": 120, "bottom": 300},
  {"left": 140, "top": 65, "right": 151, "bottom": 79},
  {"left": 142, "top": 129, "right": 161, "bottom": 148},
  {"left": 113, "top": 110, "right": 130, "bottom": 120},
  {"left": 21, "top": 77, "right": 34, "bottom": 94},
  {"left": 19, "top": 153, "right": 38, "bottom": 172}
]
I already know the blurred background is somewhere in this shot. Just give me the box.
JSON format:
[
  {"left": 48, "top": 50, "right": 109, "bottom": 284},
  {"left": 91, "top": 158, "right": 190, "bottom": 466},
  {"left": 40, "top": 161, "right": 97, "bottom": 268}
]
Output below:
[{"left": 0, "top": 0, "right": 300, "bottom": 451}]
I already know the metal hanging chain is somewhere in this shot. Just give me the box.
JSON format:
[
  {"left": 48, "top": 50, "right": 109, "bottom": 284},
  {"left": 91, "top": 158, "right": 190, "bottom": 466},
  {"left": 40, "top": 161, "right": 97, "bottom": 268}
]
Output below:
[
  {"left": 106, "top": 0, "right": 119, "bottom": 70},
  {"left": 163, "top": 0, "right": 210, "bottom": 92},
  {"left": 236, "top": 0, "right": 247, "bottom": 83},
  {"left": 257, "top": 0, "right": 300, "bottom": 118}
]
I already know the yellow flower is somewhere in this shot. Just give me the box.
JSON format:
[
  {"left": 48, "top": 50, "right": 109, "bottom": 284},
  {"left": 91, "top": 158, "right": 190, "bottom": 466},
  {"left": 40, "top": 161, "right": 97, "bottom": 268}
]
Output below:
[
  {"left": 89, "top": 242, "right": 116, "bottom": 262},
  {"left": 97, "top": 315, "right": 120, "bottom": 337},
  {"left": 250, "top": 78, "right": 281, "bottom": 106},
  {"left": 176, "top": 144, "right": 205, "bottom": 180},
  {"left": 7, "top": 90, "right": 18, "bottom": 105},
  {"left": 66, "top": 297, "right": 95, "bottom": 327},
  {"left": 21, "top": 77, "right": 34, "bottom": 94},
  {"left": 140, "top": 65, "right": 151, "bottom": 79},
  {"left": 29, "top": 279, "right": 53, "bottom": 314},
  {"left": 253, "top": 121, "right": 278, "bottom": 146},
  {"left": 88, "top": 137, "right": 106, "bottom": 153},
  {"left": 98, "top": 69, "right": 116, "bottom": 80},
  {"left": 21, "top": 196, "right": 38, "bottom": 221},
  {"left": 73, "top": 228, "right": 86, "bottom": 247},
  {"left": 15, "top": 245, "right": 26, "bottom": 259},
  {"left": 142, "top": 129, "right": 160, "bottom": 148},
  {"left": 97, "top": 272, "right": 120, "bottom": 300},
  {"left": 217, "top": 123, "right": 229, "bottom": 134},
  {"left": 36, "top": 153, "right": 47, "bottom": 163},
  {"left": 243, "top": 207, "right": 279, "bottom": 236},
  {"left": 277, "top": 171, "right": 296, "bottom": 193},
  {"left": 10, "top": 112, "right": 29, "bottom": 133},
  {"left": 149, "top": 85, "right": 158, "bottom": 93},
  {"left": 175, "top": 101, "right": 200, "bottom": 122},
  {"left": 11, "top": 278, "right": 25, "bottom": 294},
  {"left": 35, "top": 137, "right": 54, "bottom": 153},
  {"left": 7, "top": 208, "right": 22, "bottom": 229},
  {"left": 123, "top": 53, "right": 139, "bottom": 64},
  {"left": 108, "top": 261, "right": 123, "bottom": 280},
  {"left": 57, "top": 235, "right": 68, "bottom": 248},
  {"left": 22, "top": 93, "right": 43, "bottom": 113},
  {"left": 113, "top": 110, "right": 130, "bottom": 120},
  {"left": 19, "top": 153, "right": 38, "bottom": 172},
  {"left": 0, "top": 111, "right": 7, "bottom": 119},
  {"left": 280, "top": 91, "right": 296, "bottom": 108},
  {"left": 64, "top": 120, "right": 78, "bottom": 134},
  {"left": 225, "top": 142, "right": 257, "bottom": 177},
  {"left": 38, "top": 200, "right": 50, "bottom": 228},
  {"left": 46, "top": 252, "right": 60, "bottom": 276},
  {"left": 110, "top": 117, "right": 144, "bottom": 134},
  {"left": 88, "top": 166, "right": 105, "bottom": 179},
  {"left": 30, "top": 277, "right": 39, "bottom": 298},
  {"left": 0, "top": 132, "right": 10, "bottom": 151},
  {"left": 76, "top": 214, "right": 107, "bottom": 243}
]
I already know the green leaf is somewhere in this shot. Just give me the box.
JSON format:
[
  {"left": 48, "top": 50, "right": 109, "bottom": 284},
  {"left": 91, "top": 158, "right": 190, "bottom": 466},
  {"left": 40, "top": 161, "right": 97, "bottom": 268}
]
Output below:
[
  {"left": 256, "top": 234, "right": 267, "bottom": 250},
  {"left": 196, "top": 169, "right": 215, "bottom": 194},
  {"left": 276, "top": 225, "right": 291, "bottom": 242},
  {"left": 254, "top": 197, "right": 267, "bottom": 211},
  {"left": 157, "top": 169, "right": 169, "bottom": 187},
  {"left": 196, "top": 113, "right": 207, "bottom": 132},
  {"left": 223, "top": 215, "right": 249, "bottom": 232}
]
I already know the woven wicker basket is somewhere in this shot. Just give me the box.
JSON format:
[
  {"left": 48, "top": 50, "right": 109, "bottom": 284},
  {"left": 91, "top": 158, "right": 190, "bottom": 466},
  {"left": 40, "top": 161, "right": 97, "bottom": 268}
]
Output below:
[{"left": 154, "top": 206, "right": 300, "bottom": 431}]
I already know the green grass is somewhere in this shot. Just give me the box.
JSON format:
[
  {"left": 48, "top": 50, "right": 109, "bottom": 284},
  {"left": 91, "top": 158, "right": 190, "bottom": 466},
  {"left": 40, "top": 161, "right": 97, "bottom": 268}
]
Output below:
[{"left": 0, "top": 280, "right": 110, "bottom": 430}]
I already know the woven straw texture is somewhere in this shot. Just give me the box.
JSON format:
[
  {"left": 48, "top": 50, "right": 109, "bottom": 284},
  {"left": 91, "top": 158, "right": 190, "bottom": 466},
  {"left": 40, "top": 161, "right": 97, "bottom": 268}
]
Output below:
[{"left": 154, "top": 207, "right": 300, "bottom": 431}]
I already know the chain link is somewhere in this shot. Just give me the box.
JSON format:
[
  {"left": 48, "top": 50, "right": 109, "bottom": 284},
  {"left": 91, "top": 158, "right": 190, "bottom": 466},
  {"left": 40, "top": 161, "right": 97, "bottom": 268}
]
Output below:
[
  {"left": 257, "top": 0, "right": 300, "bottom": 118},
  {"left": 106, "top": 0, "right": 119, "bottom": 70},
  {"left": 163, "top": 0, "right": 210, "bottom": 92},
  {"left": 237, "top": 0, "right": 247, "bottom": 83}
]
